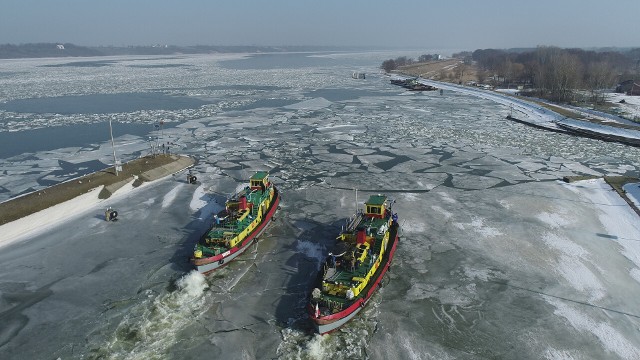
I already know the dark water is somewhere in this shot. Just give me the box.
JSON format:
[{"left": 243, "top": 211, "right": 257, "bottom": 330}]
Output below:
[
  {"left": 218, "top": 52, "right": 340, "bottom": 69},
  {"left": 41, "top": 60, "right": 119, "bottom": 68},
  {"left": 0, "top": 122, "right": 162, "bottom": 159},
  {"left": 215, "top": 51, "right": 381, "bottom": 70},
  {"left": 0, "top": 92, "right": 212, "bottom": 115},
  {"left": 128, "top": 64, "right": 193, "bottom": 69},
  {"left": 39, "top": 59, "right": 192, "bottom": 68},
  {"left": 203, "top": 85, "right": 285, "bottom": 91}
]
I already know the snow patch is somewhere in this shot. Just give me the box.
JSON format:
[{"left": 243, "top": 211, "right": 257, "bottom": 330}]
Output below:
[
  {"left": 577, "top": 179, "right": 640, "bottom": 281},
  {"left": 542, "top": 232, "right": 589, "bottom": 259},
  {"left": 470, "top": 217, "right": 502, "bottom": 237},
  {"left": 402, "top": 193, "right": 419, "bottom": 202},
  {"left": 543, "top": 348, "right": 578, "bottom": 360},
  {"left": 189, "top": 184, "right": 209, "bottom": 211},
  {"left": 498, "top": 199, "right": 512, "bottom": 209},
  {"left": 0, "top": 186, "right": 105, "bottom": 249},
  {"left": 402, "top": 218, "right": 427, "bottom": 233},
  {"left": 542, "top": 232, "right": 605, "bottom": 301},
  {"left": 536, "top": 211, "right": 573, "bottom": 229},
  {"left": 547, "top": 298, "right": 640, "bottom": 360},
  {"left": 161, "top": 183, "right": 185, "bottom": 208},
  {"left": 436, "top": 191, "right": 457, "bottom": 204},
  {"left": 463, "top": 266, "right": 495, "bottom": 282},
  {"left": 431, "top": 205, "right": 453, "bottom": 220}
]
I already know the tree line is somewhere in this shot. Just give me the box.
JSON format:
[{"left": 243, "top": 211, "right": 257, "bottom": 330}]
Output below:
[
  {"left": 381, "top": 47, "right": 640, "bottom": 104},
  {"left": 472, "top": 46, "right": 640, "bottom": 103},
  {"left": 381, "top": 54, "right": 442, "bottom": 72}
]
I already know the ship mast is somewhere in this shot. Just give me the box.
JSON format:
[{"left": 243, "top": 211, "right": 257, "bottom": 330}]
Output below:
[{"left": 355, "top": 188, "right": 358, "bottom": 213}]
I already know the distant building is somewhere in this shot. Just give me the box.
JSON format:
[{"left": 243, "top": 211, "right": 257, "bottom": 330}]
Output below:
[{"left": 616, "top": 79, "right": 640, "bottom": 95}]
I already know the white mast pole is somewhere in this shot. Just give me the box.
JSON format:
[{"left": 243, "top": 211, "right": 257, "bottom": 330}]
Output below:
[
  {"left": 355, "top": 188, "right": 358, "bottom": 213},
  {"left": 109, "top": 119, "right": 118, "bottom": 176}
]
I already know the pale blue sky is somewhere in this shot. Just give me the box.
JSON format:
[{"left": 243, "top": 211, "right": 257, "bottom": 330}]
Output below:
[{"left": 2, "top": 0, "right": 638, "bottom": 50}]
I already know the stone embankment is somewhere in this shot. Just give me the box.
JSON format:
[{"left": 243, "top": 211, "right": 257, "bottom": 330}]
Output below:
[{"left": 0, "top": 154, "right": 195, "bottom": 226}]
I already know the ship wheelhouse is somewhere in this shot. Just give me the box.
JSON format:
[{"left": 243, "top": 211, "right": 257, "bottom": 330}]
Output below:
[
  {"left": 365, "top": 194, "right": 387, "bottom": 219},
  {"left": 250, "top": 171, "right": 269, "bottom": 191}
]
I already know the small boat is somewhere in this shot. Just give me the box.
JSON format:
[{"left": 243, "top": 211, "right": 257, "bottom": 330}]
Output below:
[
  {"left": 390, "top": 77, "right": 437, "bottom": 91},
  {"left": 390, "top": 78, "right": 408, "bottom": 86},
  {"left": 191, "top": 171, "right": 281, "bottom": 274},
  {"left": 352, "top": 72, "right": 366, "bottom": 79},
  {"left": 307, "top": 194, "right": 400, "bottom": 334},
  {"left": 408, "top": 82, "right": 437, "bottom": 91}
]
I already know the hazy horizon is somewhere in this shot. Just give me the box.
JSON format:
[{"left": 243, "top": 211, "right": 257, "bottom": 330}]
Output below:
[{"left": 2, "top": 0, "right": 639, "bottom": 50}]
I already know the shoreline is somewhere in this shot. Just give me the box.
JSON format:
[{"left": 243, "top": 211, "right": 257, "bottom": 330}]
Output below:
[
  {"left": 0, "top": 154, "right": 195, "bottom": 226},
  {"left": 564, "top": 175, "right": 640, "bottom": 217},
  {"left": 396, "top": 59, "right": 639, "bottom": 126},
  {"left": 0, "top": 154, "right": 195, "bottom": 249},
  {"left": 389, "top": 72, "right": 640, "bottom": 147}
]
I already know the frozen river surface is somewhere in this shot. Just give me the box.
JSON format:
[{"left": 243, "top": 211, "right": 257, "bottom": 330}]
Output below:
[{"left": 1, "top": 53, "right": 640, "bottom": 359}]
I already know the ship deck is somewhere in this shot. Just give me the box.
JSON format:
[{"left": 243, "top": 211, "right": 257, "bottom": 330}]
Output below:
[
  {"left": 198, "top": 187, "right": 272, "bottom": 256},
  {"left": 320, "top": 221, "right": 399, "bottom": 304}
]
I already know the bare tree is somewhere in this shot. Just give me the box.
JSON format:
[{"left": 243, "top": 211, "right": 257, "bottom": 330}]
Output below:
[
  {"left": 418, "top": 54, "right": 434, "bottom": 62},
  {"left": 555, "top": 52, "right": 582, "bottom": 102},
  {"left": 498, "top": 58, "right": 513, "bottom": 86},
  {"left": 381, "top": 59, "right": 397, "bottom": 73},
  {"left": 476, "top": 70, "right": 487, "bottom": 84},
  {"left": 585, "top": 61, "right": 616, "bottom": 105},
  {"left": 534, "top": 46, "right": 581, "bottom": 102},
  {"left": 455, "top": 63, "right": 468, "bottom": 82},
  {"left": 394, "top": 56, "right": 413, "bottom": 67}
]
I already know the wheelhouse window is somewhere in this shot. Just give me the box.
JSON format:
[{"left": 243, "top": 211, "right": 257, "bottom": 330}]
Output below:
[{"left": 367, "top": 205, "right": 381, "bottom": 214}]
